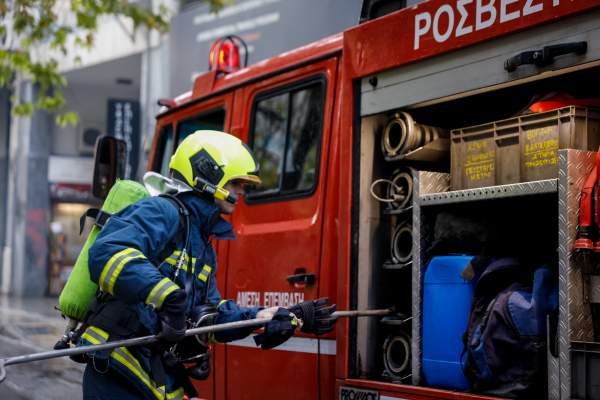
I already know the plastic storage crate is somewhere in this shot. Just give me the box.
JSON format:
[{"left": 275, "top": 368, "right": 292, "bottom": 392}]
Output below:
[
  {"left": 572, "top": 341, "right": 600, "bottom": 400},
  {"left": 450, "top": 107, "right": 600, "bottom": 190}
]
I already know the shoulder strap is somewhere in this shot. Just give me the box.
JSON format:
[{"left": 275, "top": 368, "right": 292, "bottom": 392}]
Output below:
[
  {"left": 79, "top": 208, "right": 113, "bottom": 235},
  {"left": 151, "top": 194, "right": 190, "bottom": 268},
  {"left": 157, "top": 194, "right": 194, "bottom": 300},
  {"left": 473, "top": 257, "right": 525, "bottom": 298}
]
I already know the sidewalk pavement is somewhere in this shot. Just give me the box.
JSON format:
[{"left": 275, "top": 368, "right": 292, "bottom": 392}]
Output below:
[{"left": 0, "top": 295, "right": 84, "bottom": 399}]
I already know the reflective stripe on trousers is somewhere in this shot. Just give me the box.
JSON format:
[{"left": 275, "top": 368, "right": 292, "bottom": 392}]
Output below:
[{"left": 80, "top": 326, "right": 184, "bottom": 400}]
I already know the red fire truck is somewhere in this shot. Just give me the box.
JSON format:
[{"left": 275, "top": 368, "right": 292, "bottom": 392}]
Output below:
[{"left": 96, "top": 0, "right": 600, "bottom": 398}]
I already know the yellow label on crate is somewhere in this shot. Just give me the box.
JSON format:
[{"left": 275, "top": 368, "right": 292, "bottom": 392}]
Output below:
[
  {"left": 523, "top": 126, "right": 559, "bottom": 169},
  {"left": 464, "top": 140, "right": 495, "bottom": 182}
]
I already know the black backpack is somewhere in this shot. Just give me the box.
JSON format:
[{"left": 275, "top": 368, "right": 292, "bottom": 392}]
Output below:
[{"left": 461, "top": 258, "right": 559, "bottom": 399}]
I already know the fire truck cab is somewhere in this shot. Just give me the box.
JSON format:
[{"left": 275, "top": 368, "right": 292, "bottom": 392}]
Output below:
[{"left": 97, "top": 0, "right": 600, "bottom": 398}]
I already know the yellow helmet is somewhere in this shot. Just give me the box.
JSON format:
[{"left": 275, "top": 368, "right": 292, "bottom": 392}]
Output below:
[{"left": 169, "top": 130, "right": 261, "bottom": 188}]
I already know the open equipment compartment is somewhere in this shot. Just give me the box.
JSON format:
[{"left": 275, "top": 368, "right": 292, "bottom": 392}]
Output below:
[
  {"left": 351, "top": 40, "right": 600, "bottom": 400},
  {"left": 343, "top": 3, "right": 600, "bottom": 399}
]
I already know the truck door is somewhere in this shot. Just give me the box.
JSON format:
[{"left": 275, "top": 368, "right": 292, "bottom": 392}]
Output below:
[{"left": 224, "top": 58, "right": 338, "bottom": 400}]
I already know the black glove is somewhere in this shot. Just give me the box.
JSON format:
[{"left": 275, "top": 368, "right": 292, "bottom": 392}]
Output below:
[
  {"left": 289, "top": 298, "right": 338, "bottom": 335},
  {"left": 154, "top": 289, "right": 187, "bottom": 349},
  {"left": 253, "top": 307, "right": 298, "bottom": 350}
]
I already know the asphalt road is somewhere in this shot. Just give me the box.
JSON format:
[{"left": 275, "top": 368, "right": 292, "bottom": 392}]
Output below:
[{"left": 0, "top": 296, "right": 85, "bottom": 399}]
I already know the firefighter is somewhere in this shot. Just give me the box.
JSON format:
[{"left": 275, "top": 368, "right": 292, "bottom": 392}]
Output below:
[{"left": 78, "top": 130, "right": 337, "bottom": 400}]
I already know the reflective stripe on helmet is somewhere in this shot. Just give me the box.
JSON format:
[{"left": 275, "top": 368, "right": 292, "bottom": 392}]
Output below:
[
  {"left": 146, "top": 277, "right": 179, "bottom": 308},
  {"left": 198, "top": 265, "right": 212, "bottom": 282},
  {"left": 99, "top": 248, "right": 146, "bottom": 295}
]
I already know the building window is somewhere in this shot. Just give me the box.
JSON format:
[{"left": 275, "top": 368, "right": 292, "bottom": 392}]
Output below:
[{"left": 246, "top": 75, "right": 326, "bottom": 202}]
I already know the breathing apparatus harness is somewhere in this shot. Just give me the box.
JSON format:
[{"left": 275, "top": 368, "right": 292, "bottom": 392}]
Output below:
[{"left": 77, "top": 192, "right": 221, "bottom": 398}]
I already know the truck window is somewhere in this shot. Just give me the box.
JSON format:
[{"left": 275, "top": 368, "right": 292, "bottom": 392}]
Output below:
[
  {"left": 176, "top": 108, "right": 225, "bottom": 146},
  {"left": 247, "top": 75, "right": 325, "bottom": 201},
  {"left": 152, "top": 124, "right": 173, "bottom": 177}
]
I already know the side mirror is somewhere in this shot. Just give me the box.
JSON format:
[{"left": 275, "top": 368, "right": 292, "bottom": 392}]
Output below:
[{"left": 93, "top": 136, "right": 127, "bottom": 199}]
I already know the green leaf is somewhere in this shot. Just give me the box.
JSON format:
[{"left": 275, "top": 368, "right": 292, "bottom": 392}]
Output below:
[
  {"left": 5, "top": 0, "right": 173, "bottom": 127},
  {"left": 208, "top": 0, "right": 235, "bottom": 14},
  {"left": 13, "top": 102, "right": 34, "bottom": 117},
  {"left": 0, "top": 66, "right": 12, "bottom": 87},
  {"left": 56, "top": 111, "right": 79, "bottom": 127}
]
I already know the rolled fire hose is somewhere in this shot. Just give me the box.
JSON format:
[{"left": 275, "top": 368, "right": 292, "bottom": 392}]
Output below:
[
  {"left": 381, "top": 112, "right": 450, "bottom": 157},
  {"left": 389, "top": 168, "right": 414, "bottom": 209},
  {"left": 369, "top": 168, "right": 415, "bottom": 210},
  {"left": 391, "top": 221, "right": 413, "bottom": 264},
  {"left": 383, "top": 331, "right": 411, "bottom": 377},
  {"left": 0, "top": 309, "right": 394, "bottom": 383}
]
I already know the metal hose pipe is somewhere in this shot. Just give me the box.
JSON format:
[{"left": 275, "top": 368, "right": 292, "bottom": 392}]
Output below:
[{"left": 0, "top": 309, "right": 395, "bottom": 384}]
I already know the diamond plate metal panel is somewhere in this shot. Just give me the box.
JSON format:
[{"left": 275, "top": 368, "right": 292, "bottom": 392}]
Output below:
[
  {"left": 416, "top": 172, "right": 450, "bottom": 196},
  {"left": 420, "top": 179, "right": 558, "bottom": 206},
  {"left": 558, "top": 149, "right": 597, "bottom": 400},
  {"left": 412, "top": 172, "right": 449, "bottom": 386},
  {"left": 583, "top": 275, "right": 600, "bottom": 303},
  {"left": 548, "top": 315, "right": 560, "bottom": 400},
  {"left": 412, "top": 172, "right": 424, "bottom": 386}
]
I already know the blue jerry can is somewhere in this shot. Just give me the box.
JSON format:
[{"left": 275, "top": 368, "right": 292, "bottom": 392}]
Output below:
[{"left": 422, "top": 255, "right": 488, "bottom": 390}]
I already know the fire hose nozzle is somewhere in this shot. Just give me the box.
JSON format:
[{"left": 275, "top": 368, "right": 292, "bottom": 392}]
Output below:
[{"left": 575, "top": 238, "right": 594, "bottom": 250}]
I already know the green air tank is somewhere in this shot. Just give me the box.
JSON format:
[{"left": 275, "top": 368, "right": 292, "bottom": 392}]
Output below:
[{"left": 58, "top": 180, "right": 150, "bottom": 322}]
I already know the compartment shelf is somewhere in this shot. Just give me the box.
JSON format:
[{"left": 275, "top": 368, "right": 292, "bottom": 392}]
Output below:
[
  {"left": 383, "top": 206, "right": 412, "bottom": 216},
  {"left": 419, "top": 179, "right": 557, "bottom": 206},
  {"left": 384, "top": 138, "right": 450, "bottom": 163},
  {"left": 383, "top": 260, "right": 412, "bottom": 270}
]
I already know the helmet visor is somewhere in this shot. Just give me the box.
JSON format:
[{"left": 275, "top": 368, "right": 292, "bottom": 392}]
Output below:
[{"left": 230, "top": 174, "right": 262, "bottom": 185}]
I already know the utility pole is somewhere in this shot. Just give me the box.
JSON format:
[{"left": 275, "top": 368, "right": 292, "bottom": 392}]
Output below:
[{"left": 1, "top": 72, "right": 31, "bottom": 296}]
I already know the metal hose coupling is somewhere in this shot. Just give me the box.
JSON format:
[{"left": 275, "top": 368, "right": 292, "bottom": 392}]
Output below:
[{"left": 381, "top": 112, "right": 449, "bottom": 157}]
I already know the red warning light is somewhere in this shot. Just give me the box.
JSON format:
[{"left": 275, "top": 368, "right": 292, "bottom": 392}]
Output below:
[{"left": 209, "top": 36, "right": 247, "bottom": 74}]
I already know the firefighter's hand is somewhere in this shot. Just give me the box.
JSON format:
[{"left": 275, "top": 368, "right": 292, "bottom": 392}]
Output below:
[
  {"left": 155, "top": 289, "right": 187, "bottom": 349},
  {"left": 289, "top": 298, "right": 337, "bottom": 335},
  {"left": 257, "top": 307, "right": 303, "bottom": 330}
]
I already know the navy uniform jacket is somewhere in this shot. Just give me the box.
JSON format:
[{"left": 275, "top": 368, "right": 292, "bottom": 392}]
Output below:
[{"left": 78, "top": 192, "right": 262, "bottom": 399}]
